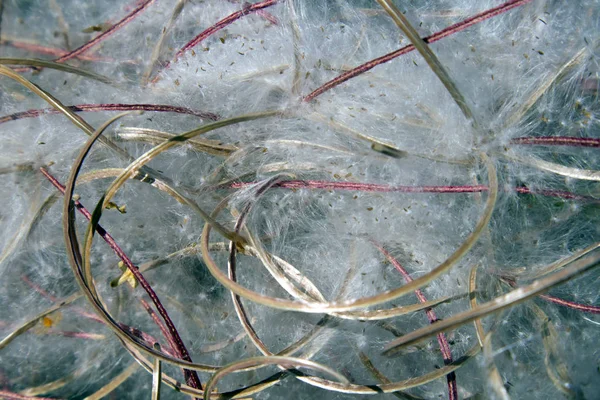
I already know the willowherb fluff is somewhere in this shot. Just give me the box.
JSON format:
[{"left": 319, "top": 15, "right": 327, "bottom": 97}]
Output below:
[{"left": 0, "top": 0, "right": 599, "bottom": 399}]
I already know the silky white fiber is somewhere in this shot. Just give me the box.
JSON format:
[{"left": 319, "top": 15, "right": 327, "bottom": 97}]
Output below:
[{"left": 0, "top": 1, "right": 599, "bottom": 399}]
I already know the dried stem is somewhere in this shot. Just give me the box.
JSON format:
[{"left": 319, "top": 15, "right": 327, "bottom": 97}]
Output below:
[
  {"left": 376, "top": 0, "right": 476, "bottom": 127},
  {"left": 201, "top": 153, "right": 498, "bottom": 313},
  {"left": 176, "top": 0, "right": 279, "bottom": 58},
  {"left": 231, "top": 179, "right": 593, "bottom": 201},
  {"left": 153, "top": 0, "right": 280, "bottom": 80},
  {"left": 511, "top": 136, "right": 600, "bottom": 148},
  {"left": 0, "top": 292, "right": 81, "bottom": 350},
  {"left": 231, "top": 180, "right": 487, "bottom": 193},
  {"left": 39, "top": 167, "right": 203, "bottom": 391},
  {"left": 152, "top": 344, "right": 162, "bottom": 400},
  {"left": 539, "top": 294, "right": 600, "bottom": 314},
  {"left": 83, "top": 362, "right": 140, "bottom": 400},
  {"left": 202, "top": 356, "right": 349, "bottom": 400},
  {"left": 506, "top": 152, "right": 600, "bottom": 181},
  {"left": 54, "top": 0, "right": 156, "bottom": 63},
  {"left": 383, "top": 249, "right": 600, "bottom": 355},
  {"left": 374, "top": 243, "right": 457, "bottom": 400},
  {"left": 142, "top": 0, "right": 187, "bottom": 85},
  {"left": 469, "top": 266, "right": 510, "bottom": 399},
  {"left": 0, "top": 58, "right": 113, "bottom": 84},
  {"left": 21, "top": 275, "right": 105, "bottom": 323},
  {"left": 0, "top": 103, "right": 219, "bottom": 125},
  {"left": 304, "top": 0, "right": 533, "bottom": 102},
  {"left": 0, "top": 37, "right": 105, "bottom": 61}
]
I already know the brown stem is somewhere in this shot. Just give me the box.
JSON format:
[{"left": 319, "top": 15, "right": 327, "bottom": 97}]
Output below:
[
  {"left": 54, "top": 0, "right": 156, "bottom": 63},
  {"left": 0, "top": 39, "right": 105, "bottom": 61},
  {"left": 0, "top": 103, "right": 219, "bottom": 125},
  {"left": 176, "top": 0, "right": 279, "bottom": 58},
  {"left": 504, "top": 276, "right": 600, "bottom": 314},
  {"left": 231, "top": 180, "right": 488, "bottom": 193},
  {"left": 373, "top": 242, "right": 457, "bottom": 400},
  {"left": 153, "top": 0, "right": 280, "bottom": 81},
  {"left": 230, "top": 180, "right": 594, "bottom": 201},
  {"left": 539, "top": 294, "right": 600, "bottom": 314},
  {"left": 39, "top": 167, "right": 203, "bottom": 392},
  {"left": 139, "top": 298, "right": 179, "bottom": 361},
  {"left": 510, "top": 136, "right": 600, "bottom": 148}
]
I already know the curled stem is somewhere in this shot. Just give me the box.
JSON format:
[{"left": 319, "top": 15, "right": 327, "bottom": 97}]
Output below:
[
  {"left": 0, "top": 58, "right": 113, "bottom": 84},
  {"left": 203, "top": 356, "right": 349, "bottom": 400},
  {"left": 383, "top": 249, "right": 600, "bottom": 355},
  {"left": 201, "top": 153, "right": 497, "bottom": 313}
]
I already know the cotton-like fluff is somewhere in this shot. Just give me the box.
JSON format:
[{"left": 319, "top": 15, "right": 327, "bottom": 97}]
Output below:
[{"left": 0, "top": 1, "right": 598, "bottom": 399}]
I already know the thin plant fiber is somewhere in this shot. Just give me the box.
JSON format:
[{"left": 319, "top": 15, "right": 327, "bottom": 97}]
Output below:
[{"left": 0, "top": 0, "right": 599, "bottom": 399}]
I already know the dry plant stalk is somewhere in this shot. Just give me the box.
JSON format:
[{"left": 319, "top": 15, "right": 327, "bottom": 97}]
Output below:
[{"left": 0, "top": 1, "right": 598, "bottom": 399}]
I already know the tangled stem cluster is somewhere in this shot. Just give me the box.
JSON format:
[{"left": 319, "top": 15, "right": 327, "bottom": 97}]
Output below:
[{"left": 0, "top": 1, "right": 599, "bottom": 399}]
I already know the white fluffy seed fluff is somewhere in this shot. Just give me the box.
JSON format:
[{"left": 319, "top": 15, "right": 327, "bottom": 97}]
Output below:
[{"left": 0, "top": 0, "right": 599, "bottom": 399}]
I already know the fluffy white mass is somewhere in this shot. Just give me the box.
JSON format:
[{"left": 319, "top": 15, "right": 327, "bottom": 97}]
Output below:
[{"left": 0, "top": 0, "right": 598, "bottom": 399}]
